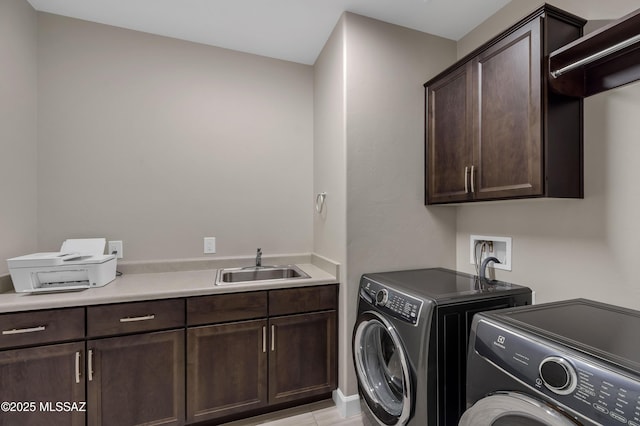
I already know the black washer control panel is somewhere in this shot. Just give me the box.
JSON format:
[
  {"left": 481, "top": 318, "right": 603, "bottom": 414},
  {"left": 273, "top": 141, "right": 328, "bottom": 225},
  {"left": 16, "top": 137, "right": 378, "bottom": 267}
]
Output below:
[
  {"left": 359, "top": 278, "right": 423, "bottom": 325},
  {"left": 474, "top": 319, "right": 640, "bottom": 426}
]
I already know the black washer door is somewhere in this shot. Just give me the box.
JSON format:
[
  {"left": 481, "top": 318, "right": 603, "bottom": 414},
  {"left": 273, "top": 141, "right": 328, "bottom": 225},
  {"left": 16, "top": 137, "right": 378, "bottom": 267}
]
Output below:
[
  {"left": 459, "top": 392, "right": 582, "bottom": 426},
  {"left": 353, "top": 312, "right": 412, "bottom": 425}
]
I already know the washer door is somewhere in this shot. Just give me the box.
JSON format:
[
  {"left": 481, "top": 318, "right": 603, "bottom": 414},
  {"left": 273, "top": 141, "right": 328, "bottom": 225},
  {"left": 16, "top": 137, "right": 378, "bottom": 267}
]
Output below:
[
  {"left": 353, "top": 312, "right": 412, "bottom": 426},
  {"left": 459, "top": 392, "right": 582, "bottom": 426}
]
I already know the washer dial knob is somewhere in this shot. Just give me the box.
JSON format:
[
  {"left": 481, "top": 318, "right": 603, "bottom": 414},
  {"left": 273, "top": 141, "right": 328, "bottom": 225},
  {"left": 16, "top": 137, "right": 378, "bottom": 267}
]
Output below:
[
  {"left": 375, "top": 289, "right": 389, "bottom": 306},
  {"left": 539, "top": 357, "right": 577, "bottom": 395}
]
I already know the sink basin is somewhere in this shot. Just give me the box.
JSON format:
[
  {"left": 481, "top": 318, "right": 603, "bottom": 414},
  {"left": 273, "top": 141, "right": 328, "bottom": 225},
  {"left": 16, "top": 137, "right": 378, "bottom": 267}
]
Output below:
[{"left": 215, "top": 265, "right": 310, "bottom": 285}]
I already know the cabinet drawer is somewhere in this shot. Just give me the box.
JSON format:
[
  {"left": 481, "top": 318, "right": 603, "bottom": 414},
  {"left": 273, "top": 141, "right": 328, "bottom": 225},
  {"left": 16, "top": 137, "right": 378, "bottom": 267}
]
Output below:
[
  {"left": 0, "top": 308, "right": 84, "bottom": 349},
  {"left": 87, "top": 299, "right": 184, "bottom": 338},
  {"left": 269, "top": 285, "right": 337, "bottom": 316},
  {"left": 187, "top": 291, "right": 267, "bottom": 326}
]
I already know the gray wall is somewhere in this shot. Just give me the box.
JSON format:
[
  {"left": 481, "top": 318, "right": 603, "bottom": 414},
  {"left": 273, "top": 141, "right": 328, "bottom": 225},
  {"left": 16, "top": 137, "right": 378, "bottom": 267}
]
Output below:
[
  {"left": 457, "top": 0, "right": 640, "bottom": 58},
  {"left": 8, "top": 0, "right": 639, "bottom": 405},
  {"left": 313, "top": 12, "right": 458, "bottom": 397},
  {"left": 314, "top": 16, "right": 347, "bottom": 274},
  {"left": 36, "top": 13, "right": 314, "bottom": 261},
  {"left": 343, "top": 13, "right": 457, "bottom": 396},
  {"left": 313, "top": 14, "right": 350, "bottom": 395},
  {"left": 0, "top": 0, "right": 38, "bottom": 275},
  {"left": 455, "top": 0, "right": 640, "bottom": 310}
]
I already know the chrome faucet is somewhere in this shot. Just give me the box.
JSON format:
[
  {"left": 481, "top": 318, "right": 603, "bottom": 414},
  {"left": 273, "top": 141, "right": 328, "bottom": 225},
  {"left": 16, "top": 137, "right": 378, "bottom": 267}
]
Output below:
[
  {"left": 255, "top": 248, "right": 262, "bottom": 267},
  {"left": 480, "top": 256, "right": 500, "bottom": 282}
]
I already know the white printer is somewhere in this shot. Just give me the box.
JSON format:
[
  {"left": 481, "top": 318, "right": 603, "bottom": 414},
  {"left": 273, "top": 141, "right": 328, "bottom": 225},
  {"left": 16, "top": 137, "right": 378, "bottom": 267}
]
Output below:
[{"left": 7, "top": 238, "right": 117, "bottom": 293}]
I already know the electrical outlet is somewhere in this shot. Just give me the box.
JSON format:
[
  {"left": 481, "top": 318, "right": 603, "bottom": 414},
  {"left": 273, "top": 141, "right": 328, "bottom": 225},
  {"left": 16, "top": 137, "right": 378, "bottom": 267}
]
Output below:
[
  {"left": 469, "top": 235, "right": 511, "bottom": 271},
  {"left": 108, "top": 240, "right": 123, "bottom": 259},
  {"left": 204, "top": 237, "right": 216, "bottom": 254}
]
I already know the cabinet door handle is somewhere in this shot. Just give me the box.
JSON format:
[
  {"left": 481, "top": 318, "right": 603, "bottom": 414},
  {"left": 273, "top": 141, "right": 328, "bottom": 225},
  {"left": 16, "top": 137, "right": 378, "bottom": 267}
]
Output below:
[
  {"left": 464, "top": 166, "right": 469, "bottom": 193},
  {"left": 470, "top": 165, "right": 475, "bottom": 193},
  {"left": 75, "top": 351, "right": 81, "bottom": 384},
  {"left": 88, "top": 349, "right": 94, "bottom": 382},
  {"left": 119, "top": 314, "right": 155, "bottom": 323},
  {"left": 2, "top": 325, "right": 46, "bottom": 335},
  {"left": 271, "top": 325, "right": 275, "bottom": 352},
  {"left": 262, "top": 326, "right": 266, "bottom": 353}
]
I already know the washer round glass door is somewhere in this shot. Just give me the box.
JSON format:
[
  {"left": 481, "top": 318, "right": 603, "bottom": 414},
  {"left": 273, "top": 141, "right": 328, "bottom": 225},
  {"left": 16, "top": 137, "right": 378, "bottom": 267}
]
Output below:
[
  {"left": 459, "top": 392, "right": 581, "bottom": 426},
  {"left": 354, "top": 313, "right": 411, "bottom": 425}
]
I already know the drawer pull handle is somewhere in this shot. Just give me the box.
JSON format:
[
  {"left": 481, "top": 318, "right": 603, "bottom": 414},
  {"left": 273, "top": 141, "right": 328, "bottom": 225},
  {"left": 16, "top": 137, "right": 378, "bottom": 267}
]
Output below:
[
  {"left": 119, "top": 314, "right": 155, "bottom": 323},
  {"left": 470, "top": 165, "right": 475, "bottom": 193},
  {"left": 271, "top": 325, "right": 275, "bottom": 352},
  {"left": 262, "top": 326, "right": 266, "bottom": 353},
  {"left": 2, "top": 325, "right": 46, "bottom": 335},
  {"left": 464, "top": 166, "right": 469, "bottom": 193},
  {"left": 88, "top": 349, "right": 94, "bottom": 381},
  {"left": 75, "top": 351, "right": 81, "bottom": 384}
]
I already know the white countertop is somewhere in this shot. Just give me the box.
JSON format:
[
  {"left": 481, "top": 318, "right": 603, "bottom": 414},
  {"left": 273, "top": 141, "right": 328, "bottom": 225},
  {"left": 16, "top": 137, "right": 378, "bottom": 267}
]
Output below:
[{"left": 0, "top": 261, "right": 338, "bottom": 313}]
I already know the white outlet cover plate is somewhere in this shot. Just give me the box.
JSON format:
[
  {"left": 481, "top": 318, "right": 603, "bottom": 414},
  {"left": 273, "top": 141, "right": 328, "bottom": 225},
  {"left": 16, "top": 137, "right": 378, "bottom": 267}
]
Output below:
[
  {"left": 204, "top": 237, "right": 216, "bottom": 254},
  {"left": 108, "top": 240, "right": 123, "bottom": 259},
  {"left": 469, "top": 235, "right": 511, "bottom": 271}
]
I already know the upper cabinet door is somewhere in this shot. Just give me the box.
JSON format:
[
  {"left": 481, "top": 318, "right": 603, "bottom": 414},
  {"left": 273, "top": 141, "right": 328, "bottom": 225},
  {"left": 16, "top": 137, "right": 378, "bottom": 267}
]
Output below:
[
  {"left": 424, "top": 5, "right": 584, "bottom": 205},
  {"left": 426, "top": 62, "right": 474, "bottom": 204},
  {"left": 473, "top": 18, "right": 543, "bottom": 200}
]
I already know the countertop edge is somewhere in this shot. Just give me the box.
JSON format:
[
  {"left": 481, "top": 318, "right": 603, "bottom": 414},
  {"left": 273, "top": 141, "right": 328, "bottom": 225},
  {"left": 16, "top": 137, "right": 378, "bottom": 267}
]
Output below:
[{"left": 0, "top": 256, "right": 339, "bottom": 313}]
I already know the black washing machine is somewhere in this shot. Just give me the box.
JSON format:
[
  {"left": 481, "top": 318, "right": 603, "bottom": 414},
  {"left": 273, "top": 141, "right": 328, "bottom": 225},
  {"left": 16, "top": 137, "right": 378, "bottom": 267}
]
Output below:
[
  {"left": 352, "top": 268, "right": 532, "bottom": 426},
  {"left": 461, "top": 299, "right": 640, "bottom": 426}
]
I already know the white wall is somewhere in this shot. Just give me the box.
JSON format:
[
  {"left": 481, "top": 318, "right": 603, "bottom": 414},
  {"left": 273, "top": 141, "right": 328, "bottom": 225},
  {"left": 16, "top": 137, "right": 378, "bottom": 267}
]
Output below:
[
  {"left": 36, "top": 13, "right": 314, "bottom": 261},
  {"left": 0, "top": 0, "right": 38, "bottom": 275},
  {"left": 455, "top": 1, "right": 640, "bottom": 310}
]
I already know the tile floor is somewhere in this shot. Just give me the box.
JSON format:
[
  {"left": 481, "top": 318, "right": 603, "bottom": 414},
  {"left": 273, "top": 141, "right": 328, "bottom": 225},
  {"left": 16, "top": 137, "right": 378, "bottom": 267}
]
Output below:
[{"left": 221, "top": 399, "right": 364, "bottom": 426}]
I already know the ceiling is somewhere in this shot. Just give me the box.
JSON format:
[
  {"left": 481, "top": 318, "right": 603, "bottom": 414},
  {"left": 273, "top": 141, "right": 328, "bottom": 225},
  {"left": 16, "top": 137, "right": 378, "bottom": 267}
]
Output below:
[{"left": 26, "top": 0, "right": 512, "bottom": 65}]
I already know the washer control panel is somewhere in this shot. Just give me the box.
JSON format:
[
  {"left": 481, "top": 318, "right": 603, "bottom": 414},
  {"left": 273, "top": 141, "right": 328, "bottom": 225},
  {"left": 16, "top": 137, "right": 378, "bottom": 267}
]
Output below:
[
  {"left": 474, "top": 319, "right": 640, "bottom": 426},
  {"left": 359, "top": 278, "right": 423, "bottom": 325}
]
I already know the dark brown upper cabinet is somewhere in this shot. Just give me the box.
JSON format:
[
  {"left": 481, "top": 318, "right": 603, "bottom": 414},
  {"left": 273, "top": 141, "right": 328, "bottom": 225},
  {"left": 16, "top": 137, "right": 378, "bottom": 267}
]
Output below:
[
  {"left": 549, "top": 7, "right": 640, "bottom": 98},
  {"left": 425, "top": 5, "right": 586, "bottom": 205}
]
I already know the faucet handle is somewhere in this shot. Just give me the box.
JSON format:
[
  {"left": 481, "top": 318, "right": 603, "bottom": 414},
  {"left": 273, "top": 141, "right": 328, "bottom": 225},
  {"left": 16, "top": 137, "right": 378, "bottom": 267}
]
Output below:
[{"left": 256, "top": 248, "right": 262, "bottom": 267}]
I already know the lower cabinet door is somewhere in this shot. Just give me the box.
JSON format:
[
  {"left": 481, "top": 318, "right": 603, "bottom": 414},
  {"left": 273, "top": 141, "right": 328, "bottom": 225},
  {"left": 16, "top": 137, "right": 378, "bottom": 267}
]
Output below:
[
  {"left": 269, "top": 311, "right": 337, "bottom": 404},
  {"left": 87, "top": 330, "right": 185, "bottom": 426},
  {"left": 0, "top": 341, "right": 86, "bottom": 426},
  {"left": 186, "top": 319, "right": 268, "bottom": 423}
]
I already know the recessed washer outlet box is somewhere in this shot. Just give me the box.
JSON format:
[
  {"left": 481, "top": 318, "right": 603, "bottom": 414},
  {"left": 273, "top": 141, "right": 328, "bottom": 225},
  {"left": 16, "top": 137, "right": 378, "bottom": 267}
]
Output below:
[{"left": 469, "top": 235, "right": 512, "bottom": 271}]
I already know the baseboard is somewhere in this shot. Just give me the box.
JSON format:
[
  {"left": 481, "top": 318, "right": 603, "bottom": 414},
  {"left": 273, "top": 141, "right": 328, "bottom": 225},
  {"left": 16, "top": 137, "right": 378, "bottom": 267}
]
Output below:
[{"left": 332, "top": 388, "right": 361, "bottom": 418}]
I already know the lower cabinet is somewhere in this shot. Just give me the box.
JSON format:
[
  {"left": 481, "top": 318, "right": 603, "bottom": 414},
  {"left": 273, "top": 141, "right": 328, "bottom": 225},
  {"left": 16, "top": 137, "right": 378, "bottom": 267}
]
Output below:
[
  {"left": 0, "top": 284, "right": 337, "bottom": 426},
  {"left": 0, "top": 342, "right": 86, "bottom": 426},
  {"left": 87, "top": 330, "right": 185, "bottom": 426},
  {"left": 187, "top": 320, "right": 268, "bottom": 423},
  {"left": 185, "top": 285, "right": 338, "bottom": 424},
  {"left": 269, "top": 311, "right": 337, "bottom": 404}
]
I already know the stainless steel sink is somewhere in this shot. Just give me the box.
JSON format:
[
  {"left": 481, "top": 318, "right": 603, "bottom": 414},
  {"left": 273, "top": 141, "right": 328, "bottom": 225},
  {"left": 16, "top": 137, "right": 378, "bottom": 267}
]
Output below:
[{"left": 215, "top": 265, "right": 310, "bottom": 285}]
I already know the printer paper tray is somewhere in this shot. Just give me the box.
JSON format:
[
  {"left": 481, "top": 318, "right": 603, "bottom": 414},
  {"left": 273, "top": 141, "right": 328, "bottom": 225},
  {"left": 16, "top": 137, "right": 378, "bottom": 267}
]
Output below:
[
  {"left": 36, "top": 270, "right": 88, "bottom": 284},
  {"left": 30, "top": 283, "right": 90, "bottom": 293},
  {"left": 32, "top": 270, "right": 90, "bottom": 292}
]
